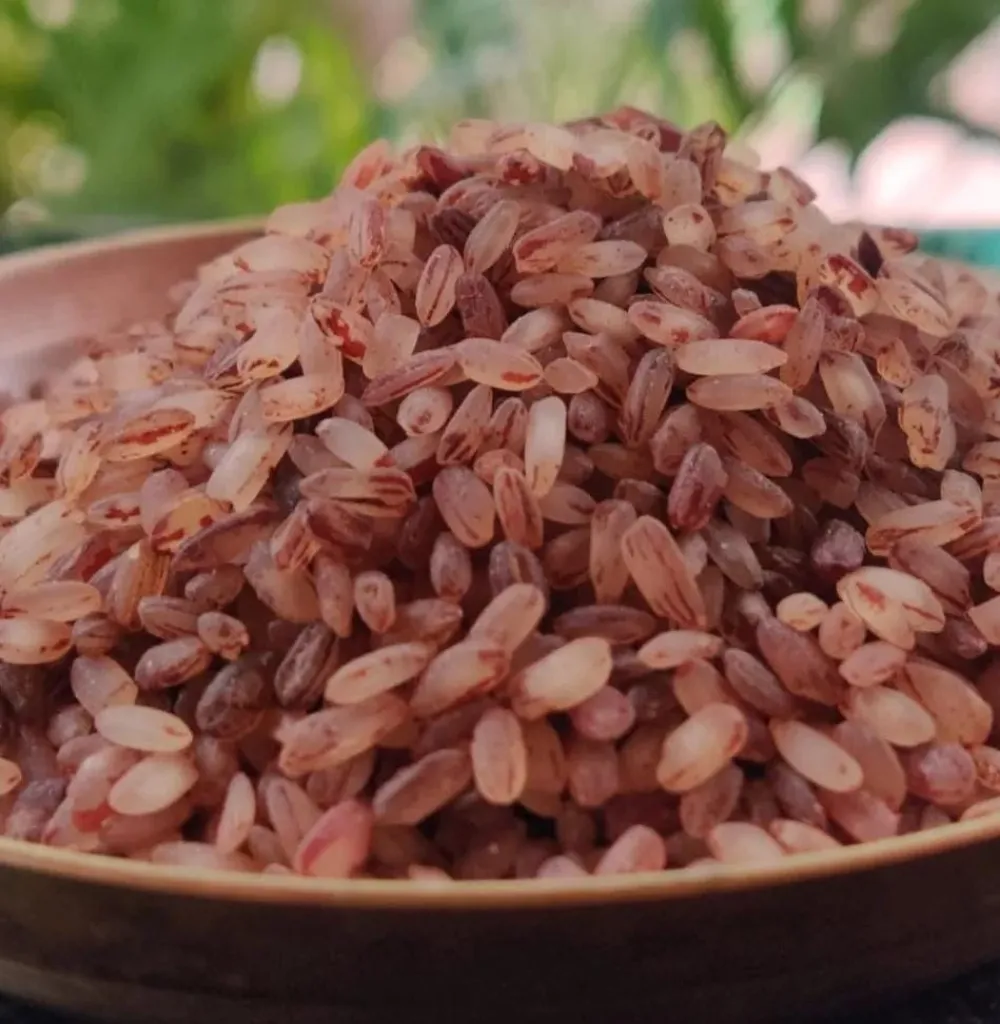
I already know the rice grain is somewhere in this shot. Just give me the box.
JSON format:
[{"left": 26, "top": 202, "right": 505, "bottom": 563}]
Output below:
[{"left": 1, "top": 107, "right": 995, "bottom": 879}]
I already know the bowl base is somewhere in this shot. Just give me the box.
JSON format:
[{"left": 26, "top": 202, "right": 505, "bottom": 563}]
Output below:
[
  {"left": 0, "top": 956, "right": 976, "bottom": 1024},
  {"left": 0, "top": 960, "right": 375, "bottom": 1024}
]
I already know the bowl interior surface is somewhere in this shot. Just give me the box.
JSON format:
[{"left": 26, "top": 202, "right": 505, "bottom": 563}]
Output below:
[{"left": 1, "top": 221, "right": 1000, "bottom": 910}]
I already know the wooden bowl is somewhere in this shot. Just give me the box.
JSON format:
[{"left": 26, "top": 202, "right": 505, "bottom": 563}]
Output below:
[{"left": 3, "top": 222, "right": 1000, "bottom": 1024}]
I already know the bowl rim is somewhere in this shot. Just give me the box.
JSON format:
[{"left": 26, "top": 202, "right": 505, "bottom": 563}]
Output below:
[
  {"left": 1, "top": 813, "right": 1000, "bottom": 909},
  {"left": 2, "top": 220, "right": 1000, "bottom": 910},
  {"left": 0, "top": 218, "right": 264, "bottom": 275}
]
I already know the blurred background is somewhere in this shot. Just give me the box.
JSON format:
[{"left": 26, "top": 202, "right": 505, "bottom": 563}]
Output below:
[{"left": 2, "top": 0, "right": 1000, "bottom": 255}]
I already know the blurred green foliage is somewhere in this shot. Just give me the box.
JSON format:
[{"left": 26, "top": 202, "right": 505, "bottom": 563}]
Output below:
[
  {"left": 400, "top": 0, "right": 1000, "bottom": 150},
  {"left": 1, "top": 0, "right": 999, "bottom": 231},
  {"left": 0, "top": 0, "right": 375, "bottom": 226}
]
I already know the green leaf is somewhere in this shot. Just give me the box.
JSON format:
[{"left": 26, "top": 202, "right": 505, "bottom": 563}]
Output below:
[
  {"left": 690, "top": 0, "right": 754, "bottom": 123},
  {"left": 775, "top": 0, "right": 809, "bottom": 60},
  {"left": 816, "top": 0, "right": 999, "bottom": 155},
  {"left": 627, "top": 0, "right": 690, "bottom": 117}
]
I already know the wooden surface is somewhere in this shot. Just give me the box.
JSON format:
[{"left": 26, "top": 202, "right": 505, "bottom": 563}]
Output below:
[
  {"left": 3, "top": 964, "right": 1000, "bottom": 1022},
  {"left": 4, "top": 223, "right": 1000, "bottom": 1024},
  {"left": 4, "top": 970, "right": 1000, "bottom": 1024}
]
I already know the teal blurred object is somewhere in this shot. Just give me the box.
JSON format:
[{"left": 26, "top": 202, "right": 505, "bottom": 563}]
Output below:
[{"left": 919, "top": 230, "right": 1000, "bottom": 269}]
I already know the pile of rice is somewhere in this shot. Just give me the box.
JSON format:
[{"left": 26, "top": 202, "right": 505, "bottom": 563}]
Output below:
[{"left": 0, "top": 108, "right": 998, "bottom": 881}]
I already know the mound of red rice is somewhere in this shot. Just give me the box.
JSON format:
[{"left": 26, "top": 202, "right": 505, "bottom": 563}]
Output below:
[{"left": 0, "top": 108, "right": 998, "bottom": 880}]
